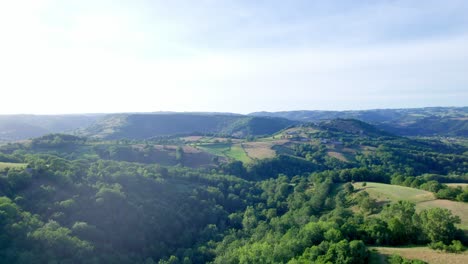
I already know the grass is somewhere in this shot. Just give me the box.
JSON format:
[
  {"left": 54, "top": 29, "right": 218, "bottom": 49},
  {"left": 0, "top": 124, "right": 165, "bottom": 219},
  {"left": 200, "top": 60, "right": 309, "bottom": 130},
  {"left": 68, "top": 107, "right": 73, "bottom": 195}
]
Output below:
[
  {"left": 0, "top": 162, "right": 27, "bottom": 170},
  {"left": 327, "top": 151, "right": 349, "bottom": 162},
  {"left": 370, "top": 246, "right": 468, "bottom": 264},
  {"left": 197, "top": 143, "right": 252, "bottom": 163},
  {"left": 242, "top": 141, "right": 278, "bottom": 160},
  {"left": 354, "top": 182, "right": 435, "bottom": 204},
  {"left": 446, "top": 183, "right": 468, "bottom": 188},
  {"left": 227, "top": 144, "right": 251, "bottom": 163}
]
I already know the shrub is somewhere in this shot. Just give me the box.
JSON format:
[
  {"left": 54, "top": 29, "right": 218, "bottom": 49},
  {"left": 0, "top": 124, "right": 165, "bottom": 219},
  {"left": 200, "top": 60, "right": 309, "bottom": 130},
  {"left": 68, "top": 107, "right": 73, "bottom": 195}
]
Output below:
[{"left": 429, "top": 240, "right": 465, "bottom": 253}]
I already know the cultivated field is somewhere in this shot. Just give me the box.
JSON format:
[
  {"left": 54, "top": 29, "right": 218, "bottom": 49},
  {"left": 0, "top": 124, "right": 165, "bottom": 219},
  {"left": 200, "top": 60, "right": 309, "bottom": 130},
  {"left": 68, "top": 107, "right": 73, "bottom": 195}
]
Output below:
[
  {"left": 197, "top": 143, "right": 252, "bottom": 163},
  {"left": 242, "top": 141, "right": 283, "bottom": 159}
]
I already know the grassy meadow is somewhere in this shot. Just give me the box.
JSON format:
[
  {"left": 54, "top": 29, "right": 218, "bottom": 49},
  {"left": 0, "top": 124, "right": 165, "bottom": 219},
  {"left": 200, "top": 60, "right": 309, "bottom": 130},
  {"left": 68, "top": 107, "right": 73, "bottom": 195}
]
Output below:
[{"left": 369, "top": 246, "right": 468, "bottom": 264}]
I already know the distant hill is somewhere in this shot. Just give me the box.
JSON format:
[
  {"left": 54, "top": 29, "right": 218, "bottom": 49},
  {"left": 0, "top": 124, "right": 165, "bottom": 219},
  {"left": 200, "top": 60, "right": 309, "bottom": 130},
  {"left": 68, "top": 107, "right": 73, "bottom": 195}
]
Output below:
[
  {"left": 379, "top": 116, "right": 468, "bottom": 137},
  {"left": 318, "top": 119, "right": 392, "bottom": 137},
  {"left": 1, "top": 107, "right": 466, "bottom": 142},
  {"left": 78, "top": 113, "right": 296, "bottom": 139},
  {"left": 250, "top": 107, "right": 468, "bottom": 137},
  {"left": 0, "top": 115, "right": 101, "bottom": 141}
]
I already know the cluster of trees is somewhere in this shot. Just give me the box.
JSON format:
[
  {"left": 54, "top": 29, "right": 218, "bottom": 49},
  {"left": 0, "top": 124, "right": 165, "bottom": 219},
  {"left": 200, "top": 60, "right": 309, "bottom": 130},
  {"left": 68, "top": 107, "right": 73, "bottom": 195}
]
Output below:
[
  {"left": 203, "top": 172, "right": 464, "bottom": 263},
  {"left": 391, "top": 174, "right": 468, "bottom": 202},
  {"left": 31, "top": 134, "right": 86, "bottom": 150}
]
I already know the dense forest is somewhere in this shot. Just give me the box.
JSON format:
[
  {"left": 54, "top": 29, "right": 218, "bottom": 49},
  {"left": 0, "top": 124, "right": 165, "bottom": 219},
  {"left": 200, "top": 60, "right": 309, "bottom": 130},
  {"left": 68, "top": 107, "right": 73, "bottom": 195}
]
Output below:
[{"left": 0, "top": 114, "right": 467, "bottom": 263}]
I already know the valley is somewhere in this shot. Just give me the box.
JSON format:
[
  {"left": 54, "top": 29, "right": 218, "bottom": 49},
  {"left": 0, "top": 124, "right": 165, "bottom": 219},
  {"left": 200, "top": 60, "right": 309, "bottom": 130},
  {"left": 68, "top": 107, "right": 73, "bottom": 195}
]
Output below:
[{"left": 0, "top": 109, "right": 467, "bottom": 263}]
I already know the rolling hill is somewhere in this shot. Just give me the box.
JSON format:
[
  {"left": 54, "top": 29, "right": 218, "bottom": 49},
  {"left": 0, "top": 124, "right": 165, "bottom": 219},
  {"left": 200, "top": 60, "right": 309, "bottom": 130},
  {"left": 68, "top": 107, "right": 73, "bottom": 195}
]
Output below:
[
  {"left": 77, "top": 113, "right": 296, "bottom": 140},
  {"left": 1, "top": 107, "right": 466, "bottom": 142}
]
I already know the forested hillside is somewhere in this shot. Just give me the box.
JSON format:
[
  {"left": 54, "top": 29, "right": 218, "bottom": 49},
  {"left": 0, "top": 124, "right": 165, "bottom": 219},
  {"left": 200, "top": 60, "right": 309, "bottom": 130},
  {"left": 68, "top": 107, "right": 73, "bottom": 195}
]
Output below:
[
  {"left": 0, "top": 118, "right": 467, "bottom": 263},
  {"left": 77, "top": 113, "right": 296, "bottom": 139}
]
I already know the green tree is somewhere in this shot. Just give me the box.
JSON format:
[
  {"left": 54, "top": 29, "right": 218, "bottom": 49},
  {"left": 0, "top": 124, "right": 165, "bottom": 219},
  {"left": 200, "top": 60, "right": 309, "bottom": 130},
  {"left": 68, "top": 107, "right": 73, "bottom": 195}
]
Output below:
[
  {"left": 418, "top": 208, "right": 461, "bottom": 244},
  {"left": 176, "top": 146, "right": 184, "bottom": 164}
]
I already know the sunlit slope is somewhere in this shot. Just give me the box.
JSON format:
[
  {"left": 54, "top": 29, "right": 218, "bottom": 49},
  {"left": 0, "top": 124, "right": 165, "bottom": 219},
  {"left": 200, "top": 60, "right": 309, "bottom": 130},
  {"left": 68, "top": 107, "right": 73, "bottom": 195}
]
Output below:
[{"left": 354, "top": 182, "right": 435, "bottom": 203}]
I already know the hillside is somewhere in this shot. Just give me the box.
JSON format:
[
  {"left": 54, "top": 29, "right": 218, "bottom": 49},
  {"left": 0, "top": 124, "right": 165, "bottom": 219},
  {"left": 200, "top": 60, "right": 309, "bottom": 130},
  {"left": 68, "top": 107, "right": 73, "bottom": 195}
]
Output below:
[
  {"left": 250, "top": 107, "right": 468, "bottom": 137},
  {"left": 353, "top": 182, "right": 436, "bottom": 204},
  {"left": 78, "top": 113, "right": 296, "bottom": 139},
  {"left": 4, "top": 118, "right": 465, "bottom": 177},
  {"left": 354, "top": 182, "right": 468, "bottom": 230},
  {"left": 0, "top": 115, "right": 101, "bottom": 141}
]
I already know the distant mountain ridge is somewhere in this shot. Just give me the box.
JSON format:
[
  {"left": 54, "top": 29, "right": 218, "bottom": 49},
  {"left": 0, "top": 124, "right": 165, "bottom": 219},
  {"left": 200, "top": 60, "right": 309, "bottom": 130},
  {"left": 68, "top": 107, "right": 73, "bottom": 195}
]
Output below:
[
  {"left": 77, "top": 113, "right": 297, "bottom": 139},
  {"left": 250, "top": 107, "right": 468, "bottom": 137},
  {"left": 0, "top": 114, "right": 102, "bottom": 141},
  {"left": 0, "top": 107, "right": 466, "bottom": 141}
]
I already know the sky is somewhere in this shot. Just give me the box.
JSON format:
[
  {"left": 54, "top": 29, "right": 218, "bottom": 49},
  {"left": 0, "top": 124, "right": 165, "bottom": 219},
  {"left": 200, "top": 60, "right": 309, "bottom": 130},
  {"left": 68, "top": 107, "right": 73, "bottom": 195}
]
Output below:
[{"left": 0, "top": 0, "right": 467, "bottom": 114}]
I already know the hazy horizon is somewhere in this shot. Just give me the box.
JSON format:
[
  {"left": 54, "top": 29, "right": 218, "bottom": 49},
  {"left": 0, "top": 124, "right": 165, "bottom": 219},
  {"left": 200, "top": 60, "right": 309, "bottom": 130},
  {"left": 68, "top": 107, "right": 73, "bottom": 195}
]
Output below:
[
  {"left": 0, "top": 105, "right": 466, "bottom": 116},
  {"left": 1, "top": 0, "right": 467, "bottom": 114}
]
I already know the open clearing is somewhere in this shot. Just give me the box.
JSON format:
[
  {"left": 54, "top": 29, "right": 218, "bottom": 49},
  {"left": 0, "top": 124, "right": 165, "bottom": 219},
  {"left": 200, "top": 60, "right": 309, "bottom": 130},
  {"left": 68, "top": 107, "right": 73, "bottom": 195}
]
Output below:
[
  {"left": 446, "top": 183, "right": 468, "bottom": 188},
  {"left": 327, "top": 151, "right": 349, "bottom": 162},
  {"left": 370, "top": 246, "right": 468, "bottom": 264},
  {"left": 0, "top": 162, "right": 27, "bottom": 170},
  {"left": 354, "top": 182, "right": 435, "bottom": 203},
  {"left": 242, "top": 141, "right": 286, "bottom": 160}
]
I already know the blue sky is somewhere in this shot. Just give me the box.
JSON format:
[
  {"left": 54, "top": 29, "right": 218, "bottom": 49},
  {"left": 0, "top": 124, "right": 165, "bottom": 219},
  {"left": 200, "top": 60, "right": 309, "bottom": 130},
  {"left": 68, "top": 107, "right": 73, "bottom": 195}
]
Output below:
[{"left": 0, "top": 0, "right": 467, "bottom": 114}]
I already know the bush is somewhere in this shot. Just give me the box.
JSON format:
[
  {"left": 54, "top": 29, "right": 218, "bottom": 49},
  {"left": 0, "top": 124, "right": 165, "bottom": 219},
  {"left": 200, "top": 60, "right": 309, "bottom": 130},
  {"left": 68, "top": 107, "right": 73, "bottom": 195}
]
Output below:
[
  {"left": 429, "top": 240, "right": 465, "bottom": 253},
  {"left": 388, "top": 254, "right": 427, "bottom": 264}
]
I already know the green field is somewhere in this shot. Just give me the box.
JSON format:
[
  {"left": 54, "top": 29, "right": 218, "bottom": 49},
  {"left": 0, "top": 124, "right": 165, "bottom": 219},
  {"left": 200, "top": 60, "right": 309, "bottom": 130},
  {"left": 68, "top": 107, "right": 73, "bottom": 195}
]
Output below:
[
  {"left": 197, "top": 143, "right": 252, "bottom": 163},
  {"left": 0, "top": 162, "right": 27, "bottom": 170},
  {"left": 370, "top": 246, "right": 468, "bottom": 264},
  {"left": 354, "top": 182, "right": 435, "bottom": 203}
]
